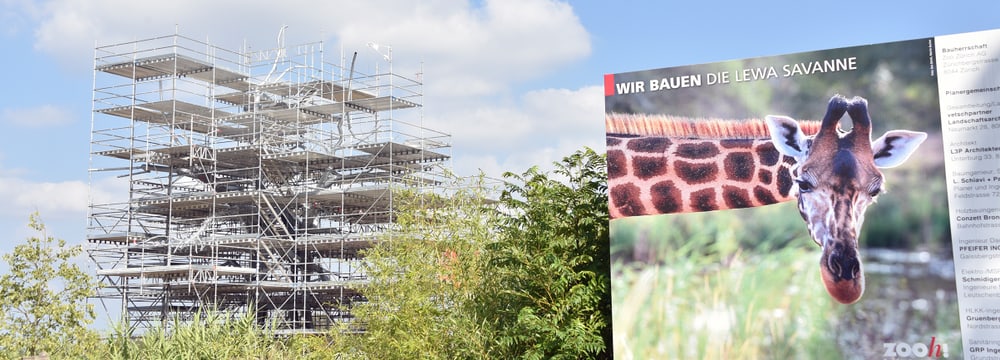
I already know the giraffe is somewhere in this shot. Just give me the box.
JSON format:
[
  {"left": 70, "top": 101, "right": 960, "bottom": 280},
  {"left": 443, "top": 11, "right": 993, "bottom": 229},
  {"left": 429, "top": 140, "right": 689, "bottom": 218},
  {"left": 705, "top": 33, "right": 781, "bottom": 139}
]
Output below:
[{"left": 606, "top": 95, "right": 927, "bottom": 304}]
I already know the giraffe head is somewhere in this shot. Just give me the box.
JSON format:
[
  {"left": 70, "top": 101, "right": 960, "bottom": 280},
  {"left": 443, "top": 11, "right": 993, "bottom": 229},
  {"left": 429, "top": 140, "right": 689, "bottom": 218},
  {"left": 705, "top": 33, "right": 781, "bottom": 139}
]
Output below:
[{"left": 765, "top": 95, "right": 926, "bottom": 304}]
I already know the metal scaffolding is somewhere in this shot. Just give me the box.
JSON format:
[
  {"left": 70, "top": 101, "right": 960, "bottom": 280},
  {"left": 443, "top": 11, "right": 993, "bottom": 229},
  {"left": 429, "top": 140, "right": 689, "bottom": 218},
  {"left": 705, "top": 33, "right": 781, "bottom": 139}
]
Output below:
[{"left": 86, "top": 33, "right": 450, "bottom": 333}]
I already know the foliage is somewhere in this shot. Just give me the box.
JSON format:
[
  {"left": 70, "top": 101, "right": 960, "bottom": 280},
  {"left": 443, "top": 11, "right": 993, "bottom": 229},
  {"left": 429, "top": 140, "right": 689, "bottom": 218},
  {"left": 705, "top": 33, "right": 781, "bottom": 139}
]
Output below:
[
  {"left": 0, "top": 212, "right": 100, "bottom": 358},
  {"left": 354, "top": 148, "right": 612, "bottom": 359},
  {"left": 481, "top": 148, "right": 611, "bottom": 359},
  {"left": 353, "top": 178, "right": 496, "bottom": 359}
]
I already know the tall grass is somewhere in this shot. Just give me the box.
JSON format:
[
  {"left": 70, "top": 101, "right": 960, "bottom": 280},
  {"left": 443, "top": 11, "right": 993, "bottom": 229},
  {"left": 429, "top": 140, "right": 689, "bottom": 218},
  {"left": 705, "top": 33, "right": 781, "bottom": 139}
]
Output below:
[
  {"left": 612, "top": 245, "right": 838, "bottom": 359},
  {"left": 94, "top": 310, "right": 319, "bottom": 360}
]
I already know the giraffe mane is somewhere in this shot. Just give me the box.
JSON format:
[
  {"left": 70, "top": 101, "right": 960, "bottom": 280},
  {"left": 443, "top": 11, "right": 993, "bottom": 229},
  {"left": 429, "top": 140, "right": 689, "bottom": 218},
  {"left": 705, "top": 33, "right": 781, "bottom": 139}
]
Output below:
[{"left": 606, "top": 113, "right": 821, "bottom": 139}]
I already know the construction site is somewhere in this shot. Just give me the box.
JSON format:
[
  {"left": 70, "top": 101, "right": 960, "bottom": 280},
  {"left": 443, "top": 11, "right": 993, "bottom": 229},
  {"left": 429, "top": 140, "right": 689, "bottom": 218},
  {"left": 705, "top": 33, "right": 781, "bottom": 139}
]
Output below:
[{"left": 86, "top": 31, "right": 451, "bottom": 333}]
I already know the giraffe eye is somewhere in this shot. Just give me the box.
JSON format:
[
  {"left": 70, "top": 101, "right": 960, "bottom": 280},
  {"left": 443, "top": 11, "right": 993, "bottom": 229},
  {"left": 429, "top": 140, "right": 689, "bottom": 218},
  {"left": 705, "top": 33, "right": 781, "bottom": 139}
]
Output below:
[
  {"left": 868, "top": 180, "right": 883, "bottom": 197},
  {"left": 796, "top": 179, "right": 815, "bottom": 193}
]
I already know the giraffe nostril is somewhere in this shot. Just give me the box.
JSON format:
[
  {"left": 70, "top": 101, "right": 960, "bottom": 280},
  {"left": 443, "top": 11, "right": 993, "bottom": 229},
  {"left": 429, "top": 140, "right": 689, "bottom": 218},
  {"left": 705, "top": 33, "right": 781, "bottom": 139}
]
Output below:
[
  {"left": 828, "top": 251, "right": 860, "bottom": 281},
  {"left": 829, "top": 258, "right": 841, "bottom": 278}
]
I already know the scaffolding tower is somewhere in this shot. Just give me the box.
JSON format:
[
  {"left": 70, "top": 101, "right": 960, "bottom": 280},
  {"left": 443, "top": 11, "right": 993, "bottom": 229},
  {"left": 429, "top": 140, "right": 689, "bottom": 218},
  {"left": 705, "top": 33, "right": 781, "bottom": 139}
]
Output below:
[{"left": 86, "top": 33, "right": 450, "bottom": 333}]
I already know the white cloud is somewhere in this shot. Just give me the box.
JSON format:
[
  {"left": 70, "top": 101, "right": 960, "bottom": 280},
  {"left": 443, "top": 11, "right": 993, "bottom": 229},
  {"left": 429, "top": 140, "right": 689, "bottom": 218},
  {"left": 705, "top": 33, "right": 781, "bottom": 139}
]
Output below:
[
  {"left": 1, "top": 104, "right": 74, "bottom": 127},
  {"left": 443, "top": 85, "right": 605, "bottom": 177},
  {"left": 431, "top": 85, "right": 603, "bottom": 151},
  {"left": 0, "top": 173, "right": 122, "bottom": 219}
]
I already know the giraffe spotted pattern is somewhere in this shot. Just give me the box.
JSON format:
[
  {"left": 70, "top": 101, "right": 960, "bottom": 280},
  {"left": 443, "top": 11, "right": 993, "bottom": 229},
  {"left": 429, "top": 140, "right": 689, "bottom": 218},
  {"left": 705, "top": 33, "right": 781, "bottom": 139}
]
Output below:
[{"left": 607, "top": 133, "right": 797, "bottom": 218}]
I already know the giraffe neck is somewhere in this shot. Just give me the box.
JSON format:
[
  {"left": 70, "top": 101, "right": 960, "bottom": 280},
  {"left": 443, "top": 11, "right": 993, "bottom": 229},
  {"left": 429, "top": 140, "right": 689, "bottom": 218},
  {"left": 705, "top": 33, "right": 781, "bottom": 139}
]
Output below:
[{"left": 606, "top": 116, "right": 819, "bottom": 219}]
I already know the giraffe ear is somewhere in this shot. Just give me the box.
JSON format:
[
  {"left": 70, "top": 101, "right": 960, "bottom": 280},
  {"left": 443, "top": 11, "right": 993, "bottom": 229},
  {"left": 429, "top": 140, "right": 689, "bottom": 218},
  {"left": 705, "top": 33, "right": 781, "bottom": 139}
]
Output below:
[
  {"left": 871, "top": 130, "right": 927, "bottom": 168},
  {"left": 765, "top": 115, "right": 810, "bottom": 159}
]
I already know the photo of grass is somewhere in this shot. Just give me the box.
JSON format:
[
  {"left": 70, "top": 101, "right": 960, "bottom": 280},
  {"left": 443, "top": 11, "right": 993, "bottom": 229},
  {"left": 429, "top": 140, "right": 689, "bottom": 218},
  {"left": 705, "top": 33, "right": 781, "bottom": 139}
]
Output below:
[{"left": 606, "top": 38, "right": 960, "bottom": 359}]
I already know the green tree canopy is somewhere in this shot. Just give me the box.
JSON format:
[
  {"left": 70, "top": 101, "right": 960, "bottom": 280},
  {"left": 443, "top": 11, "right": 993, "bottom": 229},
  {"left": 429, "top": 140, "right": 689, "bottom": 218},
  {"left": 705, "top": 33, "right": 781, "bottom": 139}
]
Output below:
[
  {"left": 482, "top": 147, "right": 611, "bottom": 359},
  {"left": 0, "top": 213, "right": 99, "bottom": 358},
  {"left": 356, "top": 148, "right": 612, "bottom": 359},
  {"left": 353, "top": 177, "right": 497, "bottom": 359}
]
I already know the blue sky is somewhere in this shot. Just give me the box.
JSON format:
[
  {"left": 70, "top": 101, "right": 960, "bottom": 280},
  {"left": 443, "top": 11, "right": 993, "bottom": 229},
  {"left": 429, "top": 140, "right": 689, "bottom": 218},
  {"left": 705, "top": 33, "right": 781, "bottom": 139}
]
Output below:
[{"left": 0, "top": 0, "right": 998, "bottom": 264}]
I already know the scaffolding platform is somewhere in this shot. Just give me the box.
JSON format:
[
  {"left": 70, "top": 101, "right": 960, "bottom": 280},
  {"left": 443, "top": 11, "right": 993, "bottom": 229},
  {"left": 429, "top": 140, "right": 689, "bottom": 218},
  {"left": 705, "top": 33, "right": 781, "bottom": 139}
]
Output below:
[
  {"left": 96, "top": 264, "right": 259, "bottom": 278},
  {"left": 88, "top": 232, "right": 154, "bottom": 244},
  {"left": 97, "top": 53, "right": 251, "bottom": 90}
]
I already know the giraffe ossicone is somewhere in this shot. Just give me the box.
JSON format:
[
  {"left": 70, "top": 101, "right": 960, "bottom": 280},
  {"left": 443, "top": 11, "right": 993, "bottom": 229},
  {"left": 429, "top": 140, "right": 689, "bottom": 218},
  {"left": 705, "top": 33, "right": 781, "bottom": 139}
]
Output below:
[{"left": 607, "top": 94, "right": 927, "bottom": 304}]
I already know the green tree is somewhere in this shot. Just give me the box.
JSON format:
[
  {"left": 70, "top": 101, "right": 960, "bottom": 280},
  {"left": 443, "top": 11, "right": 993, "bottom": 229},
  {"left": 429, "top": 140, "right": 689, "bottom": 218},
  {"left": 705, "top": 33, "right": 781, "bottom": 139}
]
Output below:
[
  {"left": 354, "top": 178, "right": 496, "bottom": 359},
  {"left": 352, "top": 149, "right": 612, "bottom": 359},
  {"left": 481, "top": 148, "right": 611, "bottom": 359},
  {"left": 0, "top": 213, "right": 99, "bottom": 358}
]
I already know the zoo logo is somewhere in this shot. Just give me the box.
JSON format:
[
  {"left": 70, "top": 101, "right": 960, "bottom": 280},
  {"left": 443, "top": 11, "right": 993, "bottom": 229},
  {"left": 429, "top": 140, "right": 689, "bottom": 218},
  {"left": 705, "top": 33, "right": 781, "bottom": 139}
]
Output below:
[{"left": 883, "top": 337, "right": 948, "bottom": 358}]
